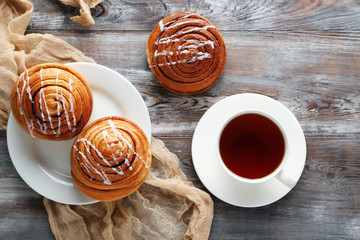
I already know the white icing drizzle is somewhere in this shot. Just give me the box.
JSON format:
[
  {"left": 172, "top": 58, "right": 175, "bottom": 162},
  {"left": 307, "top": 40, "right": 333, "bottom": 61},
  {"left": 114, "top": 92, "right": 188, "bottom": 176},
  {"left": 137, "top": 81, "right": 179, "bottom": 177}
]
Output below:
[
  {"left": 179, "top": 49, "right": 190, "bottom": 54},
  {"left": 15, "top": 68, "right": 79, "bottom": 136},
  {"left": 165, "top": 19, "right": 202, "bottom": 30},
  {"left": 61, "top": 92, "right": 72, "bottom": 131},
  {"left": 29, "top": 119, "right": 34, "bottom": 134},
  {"left": 101, "top": 130, "right": 126, "bottom": 173},
  {"left": 107, "top": 120, "right": 132, "bottom": 148},
  {"left": 40, "top": 68, "right": 43, "bottom": 84},
  {"left": 158, "top": 13, "right": 198, "bottom": 33},
  {"left": 102, "top": 130, "right": 111, "bottom": 147},
  {"left": 76, "top": 147, "right": 112, "bottom": 185},
  {"left": 69, "top": 78, "right": 73, "bottom": 91},
  {"left": 102, "top": 130, "right": 124, "bottom": 150},
  {"left": 68, "top": 78, "right": 76, "bottom": 130},
  {"left": 103, "top": 130, "right": 130, "bottom": 171},
  {"left": 38, "top": 89, "right": 45, "bottom": 121},
  {"left": 25, "top": 70, "right": 32, "bottom": 101},
  {"left": 125, "top": 159, "right": 133, "bottom": 171},
  {"left": 37, "top": 119, "right": 47, "bottom": 134},
  {"left": 159, "top": 19, "right": 165, "bottom": 32},
  {"left": 80, "top": 162, "right": 93, "bottom": 181},
  {"left": 38, "top": 69, "right": 46, "bottom": 123},
  {"left": 26, "top": 86, "right": 32, "bottom": 101},
  {"left": 16, "top": 72, "right": 24, "bottom": 115},
  {"left": 24, "top": 72, "right": 35, "bottom": 136},
  {"left": 38, "top": 68, "right": 56, "bottom": 134},
  {"left": 39, "top": 88, "right": 56, "bottom": 134},
  {"left": 16, "top": 70, "right": 34, "bottom": 136},
  {"left": 37, "top": 68, "right": 47, "bottom": 134},
  {"left": 156, "top": 38, "right": 179, "bottom": 45},
  {"left": 190, "top": 52, "right": 212, "bottom": 62},
  {"left": 150, "top": 52, "right": 212, "bottom": 68},
  {"left": 181, "top": 39, "right": 215, "bottom": 49},
  {"left": 57, "top": 119, "right": 61, "bottom": 135},
  {"left": 78, "top": 138, "right": 125, "bottom": 177},
  {"left": 155, "top": 48, "right": 212, "bottom": 59},
  {"left": 154, "top": 50, "right": 169, "bottom": 57},
  {"left": 179, "top": 50, "right": 212, "bottom": 58},
  {"left": 56, "top": 70, "right": 61, "bottom": 135},
  {"left": 152, "top": 15, "right": 216, "bottom": 69},
  {"left": 156, "top": 59, "right": 185, "bottom": 67},
  {"left": 156, "top": 25, "right": 215, "bottom": 45},
  {"left": 107, "top": 120, "right": 148, "bottom": 169}
]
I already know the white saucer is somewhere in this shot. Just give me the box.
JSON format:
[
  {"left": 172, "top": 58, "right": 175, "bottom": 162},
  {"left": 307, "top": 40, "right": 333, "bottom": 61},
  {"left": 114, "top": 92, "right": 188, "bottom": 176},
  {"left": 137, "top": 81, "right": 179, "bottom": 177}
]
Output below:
[
  {"left": 191, "top": 93, "right": 306, "bottom": 207},
  {"left": 7, "top": 62, "right": 151, "bottom": 205}
]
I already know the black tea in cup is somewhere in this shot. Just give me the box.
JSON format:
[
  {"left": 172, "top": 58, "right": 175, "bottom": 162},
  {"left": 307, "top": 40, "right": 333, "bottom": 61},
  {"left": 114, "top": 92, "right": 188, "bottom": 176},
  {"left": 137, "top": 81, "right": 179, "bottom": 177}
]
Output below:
[{"left": 219, "top": 113, "right": 285, "bottom": 179}]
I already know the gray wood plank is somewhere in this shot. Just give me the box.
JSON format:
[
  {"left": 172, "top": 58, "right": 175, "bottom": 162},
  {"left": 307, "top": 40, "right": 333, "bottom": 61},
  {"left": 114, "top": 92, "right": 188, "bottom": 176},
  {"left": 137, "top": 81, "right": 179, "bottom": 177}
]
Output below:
[
  {"left": 128, "top": 136, "right": 360, "bottom": 239},
  {"left": 24, "top": 30, "right": 360, "bottom": 137},
  {"left": 1, "top": 133, "right": 359, "bottom": 239},
  {"left": 28, "top": 0, "right": 360, "bottom": 31},
  {"left": 3, "top": 1, "right": 360, "bottom": 239},
  {"left": 0, "top": 132, "right": 54, "bottom": 240}
]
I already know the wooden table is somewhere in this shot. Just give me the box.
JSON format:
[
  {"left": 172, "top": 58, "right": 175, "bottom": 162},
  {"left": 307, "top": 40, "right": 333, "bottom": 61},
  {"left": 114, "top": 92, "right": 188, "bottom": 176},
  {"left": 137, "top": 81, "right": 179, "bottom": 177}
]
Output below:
[{"left": 1, "top": 0, "right": 360, "bottom": 239}]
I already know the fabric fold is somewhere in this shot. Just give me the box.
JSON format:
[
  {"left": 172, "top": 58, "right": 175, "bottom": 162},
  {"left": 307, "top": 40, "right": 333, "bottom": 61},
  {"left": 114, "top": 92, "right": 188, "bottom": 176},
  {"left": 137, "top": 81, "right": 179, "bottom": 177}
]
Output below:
[
  {"left": 57, "top": 0, "right": 104, "bottom": 26},
  {"left": 0, "top": 0, "right": 94, "bottom": 129},
  {"left": 44, "top": 138, "right": 214, "bottom": 240},
  {"left": 2, "top": 1, "right": 214, "bottom": 239}
]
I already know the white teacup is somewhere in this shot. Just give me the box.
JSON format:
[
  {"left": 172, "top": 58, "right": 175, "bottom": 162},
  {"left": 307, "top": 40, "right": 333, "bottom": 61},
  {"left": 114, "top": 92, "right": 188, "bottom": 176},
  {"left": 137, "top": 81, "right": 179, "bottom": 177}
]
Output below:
[{"left": 215, "top": 109, "right": 296, "bottom": 189}]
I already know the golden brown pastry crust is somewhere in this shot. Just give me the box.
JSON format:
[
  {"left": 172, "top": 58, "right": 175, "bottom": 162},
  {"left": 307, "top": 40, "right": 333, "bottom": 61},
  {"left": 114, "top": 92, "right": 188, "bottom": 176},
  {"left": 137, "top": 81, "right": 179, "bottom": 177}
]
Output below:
[
  {"left": 71, "top": 116, "right": 152, "bottom": 201},
  {"left": 146, "top": 12, "right": 227, "bottom": 94},
  {"left": 10, "top": 63, "right": 93, "bottom": 140}
]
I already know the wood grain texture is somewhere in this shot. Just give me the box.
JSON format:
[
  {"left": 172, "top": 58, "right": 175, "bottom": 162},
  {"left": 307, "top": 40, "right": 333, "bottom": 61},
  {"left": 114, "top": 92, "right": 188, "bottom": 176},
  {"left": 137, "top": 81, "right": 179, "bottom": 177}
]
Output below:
[
  {"left": 2, "top": 0, "right": 360, "bottom": 239},
  {"left": 0, "top": 132, "right": 54, "bottom": 240},
  {"left": 28, "top": 0, "right": 360, "bottom": 31},
  {"left": 1, "top": 133, "right": 360, "bottom": 239},
  {"left": 156, "top": 136, "right": 360, "bottom": 240},
  {"left": 23, "top": 30, "right": 360, "bottom": 137}
]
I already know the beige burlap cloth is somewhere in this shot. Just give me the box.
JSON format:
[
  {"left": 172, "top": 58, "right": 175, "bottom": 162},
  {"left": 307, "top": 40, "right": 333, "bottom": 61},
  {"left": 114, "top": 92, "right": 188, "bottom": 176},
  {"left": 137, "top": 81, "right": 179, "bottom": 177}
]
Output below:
[
  {"left": 1, "top": 1, "right": 214, "bottom": 239},
  {"left": 57, "top": 0, "right": 104, "bottom": 26}
]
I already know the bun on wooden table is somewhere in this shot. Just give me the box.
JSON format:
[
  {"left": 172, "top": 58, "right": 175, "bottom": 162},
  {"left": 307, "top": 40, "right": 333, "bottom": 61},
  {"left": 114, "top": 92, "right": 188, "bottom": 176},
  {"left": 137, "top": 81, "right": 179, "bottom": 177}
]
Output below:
[{"left": 146, "top": 12, "right": 227, "bottom": 94}]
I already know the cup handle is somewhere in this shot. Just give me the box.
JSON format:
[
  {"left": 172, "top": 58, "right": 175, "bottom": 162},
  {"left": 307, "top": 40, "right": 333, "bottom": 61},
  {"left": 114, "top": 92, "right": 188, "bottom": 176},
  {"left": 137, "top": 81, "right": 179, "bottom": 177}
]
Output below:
[{"left": 275, "top": 169, "right": 296, "bottom": 189}]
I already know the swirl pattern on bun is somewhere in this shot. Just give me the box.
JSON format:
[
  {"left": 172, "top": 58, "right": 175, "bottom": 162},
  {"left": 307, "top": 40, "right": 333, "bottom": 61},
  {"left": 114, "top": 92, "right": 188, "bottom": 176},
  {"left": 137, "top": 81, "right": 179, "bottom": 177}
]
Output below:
[
  {"left": 146, "top": 12, "right": 227, "bottom": 94},
  {"left": 10, "top": 63, "right": 93, "bottom": 141},
  {"left": 71, "top": 116, "right": 151, "bottom": 201}
]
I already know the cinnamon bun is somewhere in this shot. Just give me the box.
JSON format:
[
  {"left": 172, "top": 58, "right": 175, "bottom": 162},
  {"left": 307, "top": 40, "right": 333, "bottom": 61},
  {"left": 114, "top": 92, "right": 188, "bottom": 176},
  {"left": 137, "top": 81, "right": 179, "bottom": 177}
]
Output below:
[
  {"left": 146, "top": 12, "right": 226, "bottom": 94},
  {"left": 10, "top": 63, "right": 93, "bottom": 141},
  {"left": 71, "top": 116, "right": 151, "bottom": 201}
]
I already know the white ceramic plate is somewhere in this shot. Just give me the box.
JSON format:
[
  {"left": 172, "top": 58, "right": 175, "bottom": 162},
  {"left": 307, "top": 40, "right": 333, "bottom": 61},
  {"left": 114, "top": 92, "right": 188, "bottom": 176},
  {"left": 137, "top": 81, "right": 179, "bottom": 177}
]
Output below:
[
  {"left": 191, "top": 93, "right": 306, "bottom": 207},
  {"left": 7, "top": 62, "right": 151, "bottom": 205}
]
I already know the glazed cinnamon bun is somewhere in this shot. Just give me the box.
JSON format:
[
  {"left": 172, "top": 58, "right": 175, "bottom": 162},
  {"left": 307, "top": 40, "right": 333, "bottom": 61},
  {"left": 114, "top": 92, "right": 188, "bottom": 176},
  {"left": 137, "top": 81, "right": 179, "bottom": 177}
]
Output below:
[
  {"left": 146, "top": 12, "right": 227, "bottom": 94},
  {"left": 71, "top": 116, "right": 151, "bottom": 201},
  {"left": 10, "top": 63, "right": 93, "bottom": 141}
]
